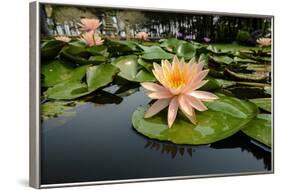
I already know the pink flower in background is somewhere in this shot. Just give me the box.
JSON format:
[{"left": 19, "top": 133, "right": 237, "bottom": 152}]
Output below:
[
  {"left": 256, "top": 37, "right": 271, "bottom": 47},
  {"left": 80, "top": 31, "right": 104, "bottom": 47},
  {"left": 203, "top": 37, "right": 211, "bottom": 43},
  {"left": 141, "top": 56, "right": 218, "bottom": 127},
  {"left": 136, "top": 32, "right": 149, "bottom": 40},
  {"left": 54, "top": 36, "right": 71, "bottom": 43},
  {"left": 78, "top": 18, "right": 101, "bottom": 32}
]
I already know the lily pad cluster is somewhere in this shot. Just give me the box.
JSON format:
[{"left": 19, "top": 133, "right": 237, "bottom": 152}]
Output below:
[{"left": 41, "top": 36, "right": 272, "bottom": 148}]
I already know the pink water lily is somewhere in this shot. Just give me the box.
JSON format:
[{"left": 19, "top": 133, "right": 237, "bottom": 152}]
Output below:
[
  {"left": 54, "top": 35, "right": 71, "bottom": 43},
  {"left": 80, "top": 31, "right": 104, "bottom": 47},
  {"left": 78, "top": 18, "right": 101, "bottom": 32},
  {"left": 256, "top": 37, "right": 271, "bottom": 47},
  {"left": 141, "top": 56, "right": 218, "bottom": 128},
  {"left": 136, "top": 32, "right": 149, "bottom": 41}
]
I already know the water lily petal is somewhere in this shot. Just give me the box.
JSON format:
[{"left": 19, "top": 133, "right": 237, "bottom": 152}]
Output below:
[
  {"left": 162, "top": 60, "right": 172, "bottom": 77},
  {"left": 186, "top": 95, "right": 208, "bottom": 111},
  {"left": 194, "top": 69, "right": 209, "bottom": 82},
  {"left": 168, "top": 97, "right": 179, "bottom": 128},
  {"left": 189, "top": 91, "right": 218, "bottom": 102},
  {"left": 184, "top": 80, "right": 208, "bottom": 93},
  {"left": 141, "top": 82, "right": 167, "bottom": 92},
  {"left": 195, "top": 63, "right": 204, "bottom": 72},
  {"left": 144, "top": 99, "right": 170, "bottom": 118},
  {"left": 178, "top": 94, "right": 193, "bottom": 116},
  {"left": 148, "top": 91, "right": 173, "bottom": 99},
  {"left": 153, "top": 63, "right": 165, "bottom": 80},
  {"left": 188, "top": 57, "right": 196, "bottom": 65}
]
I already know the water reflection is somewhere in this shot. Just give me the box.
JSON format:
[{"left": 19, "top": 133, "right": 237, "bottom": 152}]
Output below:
[
  {"left": 142, "top": 132, "right": 271, "bottom": 170},
  {"left": 144, "top": 140, "right": 195, "bottom": 158}
]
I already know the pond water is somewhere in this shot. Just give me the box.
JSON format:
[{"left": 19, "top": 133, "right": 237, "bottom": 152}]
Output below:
[{"left": 41, "top": 87, "right": 271, "bottom": 185}]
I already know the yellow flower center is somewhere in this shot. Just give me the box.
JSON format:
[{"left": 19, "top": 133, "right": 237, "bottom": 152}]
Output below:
[{"left": 168, "top": 73, "right": 186, "bottom": 88}]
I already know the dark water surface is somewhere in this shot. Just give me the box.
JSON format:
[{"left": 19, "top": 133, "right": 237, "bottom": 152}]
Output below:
[{"left": 41, "top": 88, "right": 271, "bottom": 185}]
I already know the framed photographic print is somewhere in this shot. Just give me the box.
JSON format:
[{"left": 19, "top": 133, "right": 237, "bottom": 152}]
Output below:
[{"left": 29, "top": 1, "right": 274, "bottom": 188}]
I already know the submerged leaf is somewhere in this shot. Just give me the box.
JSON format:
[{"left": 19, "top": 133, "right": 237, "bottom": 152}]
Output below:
[{"left": 41, "top": 101, "right": 81, "bottom": 120}]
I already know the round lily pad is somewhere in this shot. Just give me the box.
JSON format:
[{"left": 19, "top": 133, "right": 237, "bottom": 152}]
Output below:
[{"left": 132, "top": 95, "right": 257, "bottom": 145}]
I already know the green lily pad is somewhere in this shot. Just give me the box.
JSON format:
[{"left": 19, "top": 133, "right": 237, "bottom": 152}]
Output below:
[
  {"left": 59, "top": 48, "right": 98, "bottom": 65},
  {"left": 249, "top": 98, "right": 271, "bottom": 112},
  {"left": 87, "top": 45, "right": 109, "bottom": 57},
  {"left": 200, "top": 77, "right": 236, "bottom": 91},
  {"left": 159, "top": 38, "right": 182, "bottom": 52},
  {"left": 234, "top": 57, "right": 257, "bottom": 63},
  {"left": 198, "top": 53, "right": 209, "bottom": 66},
  {"left": 88, "top": 55, "right": 107, "bottom": 64},
  {"left": 264, "top": 86, "right": 271, "bottom": 95},
  {"left": 175, "top": 42, "right": 196, "bottom": 59},
  {"left": 242, "top": 114, "right": 271, "bottom": 147},
  {"left": 139, "top": 45, "right": 174, "bottom": 60},
  {"left": 132, "top": 95, "right": 257, "bottom": 145},
  {"left": 41, "top": 40, "right": 65, "bottom": 59},
  {"left": 138, "top": 58, "right": 153, "bottom": 71},
  {"left": 86, "top": 64, "right": 119, "bottom": 91},
  {"left": 225, "top": 68, "right": 268, "bottom": 82},
  {"left": 45, "top": 79, "right": 89, "bottom": 100},
  {"left": 106, "top": 40, "right": 138, "bottom": 55},
  {"left": 135, "top": 70, "right": 156, "bottom": 82},
  {"left": 112, "top": 55, "right": 138, "bottom": 81},
  {"left": 211, "top": 55, "right": 233, "bottom": 64},
  {"left": 112, "top": 55, "right": 155, "bottom": 82},
  {"left": 66, "top": 41, "right": 86, "bottom": 54},
  {"left": 66, "top": 42, "right": 109, "bottom": 57},
  {"left": 41, "top": 60, "right": 88, "bottom": 87},
  {"left": 206, "top": 45, "right": 230, "bottom": 54}
]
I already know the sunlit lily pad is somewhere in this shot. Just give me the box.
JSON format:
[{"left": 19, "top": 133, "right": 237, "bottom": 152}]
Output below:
[
  {"left": 159, "top": 38, "right": 182, "bottom": 52},
  {"left": 139, "top": 45, "right": 174, "bottom": 60},
  {"left": 264, "top": 86, "right": 271, "bottom": 95},
  {"left": 41, "top": 60, "right": 88, "bottom": 87},
  {"left": 45, "top": 80, "right": 89, "bottom": 100},
  {"left": 200, "top": 77, "right": 236, "bottom": 90},
  {"left": 242, "top": 114, "right": 271, "bottom": 147},
  {"left": 175, "top": 42, "right": 196, "bottom": 59},
  {"left": 86, "top": 64, "right": 119, "bottom": 91},
  {"left": 112, "top": 55, "right": 155, "bottom": 82},
  {"left": 45, "top": 64, "right": 119, "bottom": 100},
  {"left": 211, "top": 55, "right": 233, "bottom": 64},
  {"left": 234, "top": 57, "right": 257, "bottom": 63},
  {"left": 132, "top": 95, "right": 257, "bottom": 145},
  {"left": 225, "top": 68, "right": 268, "bottom": 82}
]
